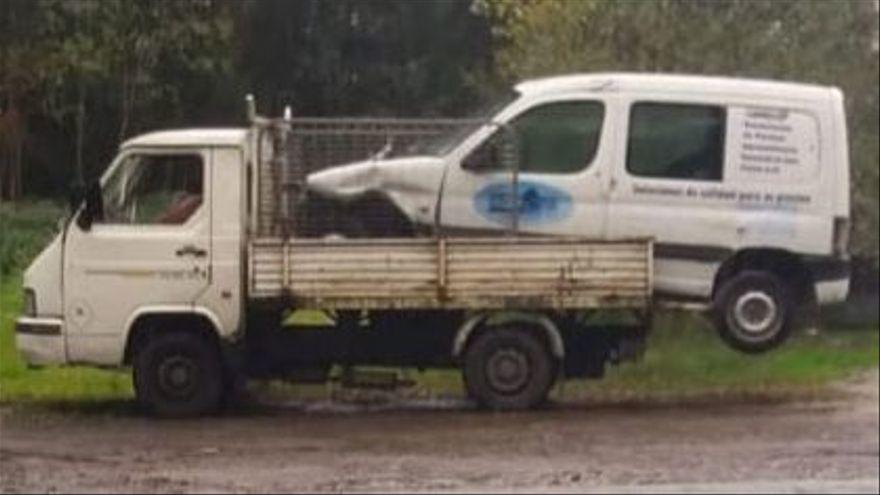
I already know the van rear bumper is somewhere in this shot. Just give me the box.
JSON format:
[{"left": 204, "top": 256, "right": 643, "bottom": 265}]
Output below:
[
  {"left": 815, "top": 279, "right": 850, "bottom": 305},
  {"left": 15, "top": 317, "right": 66, "bottom": 365},
  {"left": 804, "top": 256, "right": 850, "bottom": 305}
]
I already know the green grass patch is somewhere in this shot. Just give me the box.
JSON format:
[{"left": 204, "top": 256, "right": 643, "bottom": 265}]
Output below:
[{"left": 563, "top": 312, "right": 879, "bottom": 403}]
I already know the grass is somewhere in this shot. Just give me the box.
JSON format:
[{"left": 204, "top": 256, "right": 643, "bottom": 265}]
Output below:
[
  {"left": 0, "top": 199, "right": 877, "bottom": 410},
  {"left": 565, "top": 312, "right": 879, "bottom": 404}
]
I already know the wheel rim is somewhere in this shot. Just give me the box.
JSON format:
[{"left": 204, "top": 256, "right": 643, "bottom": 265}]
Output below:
[
  {"left": 485, "top": 347, "right": 530, "bottom": 394},
  {"left": 157, "top": 355, "right": 199, "bottom": 399},
  {"left": 732, "top": 290, "right": 778, "bottom": 334}
]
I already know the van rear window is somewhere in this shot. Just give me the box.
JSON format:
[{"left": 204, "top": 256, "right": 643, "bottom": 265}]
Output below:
[{"left": 626, "top": 103, "right": 725, "bottom": 181}]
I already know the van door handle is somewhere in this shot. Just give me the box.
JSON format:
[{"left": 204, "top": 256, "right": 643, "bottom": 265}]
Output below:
[{"left": 175, "top": 245, "right": 207, "bottom": 258}]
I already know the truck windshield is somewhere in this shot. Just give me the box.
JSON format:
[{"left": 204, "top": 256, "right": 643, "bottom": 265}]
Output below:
[{"left": 402, "top": 90, "right": 519, "bottom": 156}]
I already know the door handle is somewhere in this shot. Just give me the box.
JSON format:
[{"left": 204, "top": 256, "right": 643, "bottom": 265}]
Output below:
[{"left": 175, "top": 245, "right": 207, "bottom": 258}]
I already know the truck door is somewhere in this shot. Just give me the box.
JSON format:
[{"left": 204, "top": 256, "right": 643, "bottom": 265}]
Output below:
[
  {"left": 439, "top": 97, "right": 611, "bottom": 238},
  {"left": 63, "top": 149, "right": 212, "bottom": 363}
]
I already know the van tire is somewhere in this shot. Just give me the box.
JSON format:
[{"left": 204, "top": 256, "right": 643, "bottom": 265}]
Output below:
[
  {"left": 463, "top": 327, "right": 556, "bottom": 410},
  {"left": 133, "top": 332, "right": 224, "bottom": 417},
  {"left": 712, "top": 270, "right": 794, "bottom": 353}
]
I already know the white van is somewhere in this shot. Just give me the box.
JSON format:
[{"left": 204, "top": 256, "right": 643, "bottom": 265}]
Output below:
[{"left": 307, "top": 73, "right": 852, "bottom": 352}]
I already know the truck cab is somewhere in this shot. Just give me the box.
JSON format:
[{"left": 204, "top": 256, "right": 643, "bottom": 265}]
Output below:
[{"left": 17, "top": 130, "right": 247, "bottom": 368}]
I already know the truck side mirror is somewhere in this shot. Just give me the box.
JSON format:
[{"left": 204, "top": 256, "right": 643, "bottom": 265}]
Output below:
[{"left": 76, "top": 180, "right": 103, "bottom": 231}]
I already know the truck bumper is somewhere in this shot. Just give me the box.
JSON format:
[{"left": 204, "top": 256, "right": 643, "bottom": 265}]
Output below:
[{"left": 15, "top": 317, "right": 66, "bottom": 366}]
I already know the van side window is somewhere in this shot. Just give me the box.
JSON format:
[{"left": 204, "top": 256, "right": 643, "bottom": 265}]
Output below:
[
  {"left": 516, "top": 101, "right": 604, "bottom": 173},
  {"left": 101, "top": 154, "right": 204, "bottom": 225},
  {"left": 626, "top": 103, "right": 725, "bottom": 181},
  {"left": 464, "top": 101, "right": 604, "bottom": 174}
]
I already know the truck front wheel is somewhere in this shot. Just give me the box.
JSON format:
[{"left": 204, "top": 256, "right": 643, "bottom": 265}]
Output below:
[
  {"left": 712, "top": 270, "right": 794, "bottom": 354},
  {"left": 133, "top": 332, "right": 224, "bottom": 417},
  {"left": 463, "top": 327, "right": 557, "bottom": 410}
]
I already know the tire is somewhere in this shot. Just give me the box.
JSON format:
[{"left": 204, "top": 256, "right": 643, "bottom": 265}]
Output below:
[
  {"left": 133, "top": 332, "right": 224, "bottom": 418},
  {"left": 463, "top": 327, "right": 557, "bottom": 411},
  {"left": 712, "top": 270, "right": 794, "bottom": 354}
]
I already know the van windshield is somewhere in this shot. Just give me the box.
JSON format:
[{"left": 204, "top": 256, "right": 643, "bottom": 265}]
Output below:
[{"left": 400, "top": 90, "right": 519, "bottom": 157}]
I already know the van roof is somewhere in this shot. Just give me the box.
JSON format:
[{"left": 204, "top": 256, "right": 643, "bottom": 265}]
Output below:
[
  {"left": 515, "top": 72, "right": 835, "bottom": 101},
  {"left": 122, "top": 128, "right": 248, "bottom": 149}
]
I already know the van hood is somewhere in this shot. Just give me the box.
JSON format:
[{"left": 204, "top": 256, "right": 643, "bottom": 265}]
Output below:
[{"left": 306, "top": 156, "right": 445, "bottom": 224}]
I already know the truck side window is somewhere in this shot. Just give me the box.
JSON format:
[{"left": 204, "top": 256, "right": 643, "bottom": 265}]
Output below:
[
  {"left": 465, "top": 101, "right": 604, "bottom": 174},
  {"left": 626, "top": 102, "right": 725, "bottom": 181},
  {"left": 101, "top": 154, "right": 204, "bottom": 225}
]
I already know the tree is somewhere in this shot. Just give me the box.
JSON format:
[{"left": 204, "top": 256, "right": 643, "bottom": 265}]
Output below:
[
  {"left": 0, "top": 0, "right": 49, "bottom": 199},
  {"left": 236, "top": 0, "right": 494, "bottom": 116},
  {"left": 0, "top": 0, "right": 234, "bottom": 199}
]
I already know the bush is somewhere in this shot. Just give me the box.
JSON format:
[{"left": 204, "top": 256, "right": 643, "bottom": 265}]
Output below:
[{"left": 0, "top": 200, "right": 66, "bottom": 276}]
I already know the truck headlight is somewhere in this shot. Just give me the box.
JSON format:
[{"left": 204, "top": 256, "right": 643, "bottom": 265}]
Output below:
[{"left": 22, "top": 288, "right": 36, "bottom": 317}]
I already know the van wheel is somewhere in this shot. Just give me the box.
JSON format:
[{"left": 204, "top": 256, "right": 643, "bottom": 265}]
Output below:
[
  {"left": 133, "top": 332, "right": 224, "bottom": 417},
  {"left": 712, "top": 270, "right": 794, "bottom": 354},
  {"left": 463, "top": 327, "right": 556, "bottom": 410}
]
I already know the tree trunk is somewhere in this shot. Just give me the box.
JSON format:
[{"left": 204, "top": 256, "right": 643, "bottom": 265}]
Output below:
[
  {"left": 0, "top": 99, "right": 24, "bottom": 200},
  {"left": 75, "top": 79, "right": 85, "bottom": 186},
  {"left": 118, "top": 62, "right": 130, "bottom": 145},
  {"left": 13, "top": 127, "right": 21, "bottom": 198}
]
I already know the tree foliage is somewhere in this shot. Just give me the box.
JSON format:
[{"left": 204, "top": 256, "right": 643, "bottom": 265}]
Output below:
[
  {"left": 0, "top": 0, "right": 493, "bottom": 200},
  {"left": 236, "top": 0, "right": 493, "bottom": 116},
  {"left": 1, "top": 0, "right": 234, "bottom": 198}
]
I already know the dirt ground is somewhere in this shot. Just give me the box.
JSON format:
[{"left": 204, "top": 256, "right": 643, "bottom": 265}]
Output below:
[{"left": 1, "top": 371, "right": 878, "bottom": 494}]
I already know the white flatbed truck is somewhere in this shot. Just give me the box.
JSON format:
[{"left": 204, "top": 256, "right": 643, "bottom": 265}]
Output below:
[{"left": 16, "top": 98, "right": 654, "bottom": 416}]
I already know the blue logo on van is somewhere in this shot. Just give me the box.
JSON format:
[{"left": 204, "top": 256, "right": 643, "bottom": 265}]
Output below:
[{"left": 473, "top": 181, "right": 573, "bottom": 225}]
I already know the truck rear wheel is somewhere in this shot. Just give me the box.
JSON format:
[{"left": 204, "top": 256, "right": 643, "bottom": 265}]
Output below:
[
  {"left": 712, "top": 270, "right": 794, "bottom": 354},
  {"left": 463, "top": 327, "right": 557, "bottom": 410},
  {"left": 133, "top": 332, "right": 224, "bottom": 417}
]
